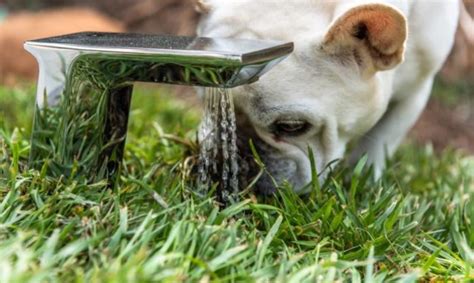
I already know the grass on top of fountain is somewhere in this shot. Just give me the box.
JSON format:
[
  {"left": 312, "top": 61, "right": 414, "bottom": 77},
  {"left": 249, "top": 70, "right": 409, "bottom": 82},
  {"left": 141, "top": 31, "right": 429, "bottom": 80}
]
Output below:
[{"left": 0, "top": 84, "right": 473, "bottom": 282}]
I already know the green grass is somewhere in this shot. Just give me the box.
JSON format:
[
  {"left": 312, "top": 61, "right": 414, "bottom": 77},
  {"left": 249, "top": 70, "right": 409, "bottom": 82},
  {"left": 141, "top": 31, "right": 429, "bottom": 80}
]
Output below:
[{"left": 0, "top": 83, "right": 473, "bottom": 282}]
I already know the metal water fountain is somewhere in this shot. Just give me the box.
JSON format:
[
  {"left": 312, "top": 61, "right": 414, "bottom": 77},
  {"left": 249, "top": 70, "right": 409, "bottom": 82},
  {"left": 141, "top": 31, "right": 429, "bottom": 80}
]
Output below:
[{"left": 25, "top": 32, "right": 293, "bottom": 185}]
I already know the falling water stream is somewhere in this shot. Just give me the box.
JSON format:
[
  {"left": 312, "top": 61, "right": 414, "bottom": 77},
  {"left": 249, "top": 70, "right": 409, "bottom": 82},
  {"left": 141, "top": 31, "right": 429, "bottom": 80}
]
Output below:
[{"left": 198, "top": 88, "right": 239, "bottom": 203}]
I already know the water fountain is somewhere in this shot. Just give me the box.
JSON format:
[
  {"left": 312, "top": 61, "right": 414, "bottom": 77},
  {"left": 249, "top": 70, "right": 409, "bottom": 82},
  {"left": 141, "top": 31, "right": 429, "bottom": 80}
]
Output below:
[{"left": 25, "top": 32, "right": 293, "bottom": 198}]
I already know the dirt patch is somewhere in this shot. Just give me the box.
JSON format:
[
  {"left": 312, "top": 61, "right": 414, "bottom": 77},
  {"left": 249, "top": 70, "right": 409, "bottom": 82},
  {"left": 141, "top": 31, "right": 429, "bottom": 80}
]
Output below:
[
  {"left": 0, "top": 8, "right": 124, "bottom": 85},
  {"left": 410, "top": 99, "right": 474, "bottom": 154},
  {"left": 5, "top": 0, "right": 201, "bottom": 35}
]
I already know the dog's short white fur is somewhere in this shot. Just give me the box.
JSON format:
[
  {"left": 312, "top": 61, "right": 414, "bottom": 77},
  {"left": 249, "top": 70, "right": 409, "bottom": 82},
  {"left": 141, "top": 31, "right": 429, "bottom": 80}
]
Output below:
[{"left": 197, "top": 0, "right": 460, "bottom": 192}]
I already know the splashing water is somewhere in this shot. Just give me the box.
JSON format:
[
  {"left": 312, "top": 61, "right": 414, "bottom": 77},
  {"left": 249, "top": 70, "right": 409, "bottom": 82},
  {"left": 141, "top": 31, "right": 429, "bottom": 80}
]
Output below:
[{"left": 198, "top": 88, "right": 239, "bottom": 203}]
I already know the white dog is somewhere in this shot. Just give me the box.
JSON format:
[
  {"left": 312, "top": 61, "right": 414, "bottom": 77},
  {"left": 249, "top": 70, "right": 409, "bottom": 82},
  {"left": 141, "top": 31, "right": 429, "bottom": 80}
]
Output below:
[{"left": 197, "top": 0, "right": 459, "bottom": 194}]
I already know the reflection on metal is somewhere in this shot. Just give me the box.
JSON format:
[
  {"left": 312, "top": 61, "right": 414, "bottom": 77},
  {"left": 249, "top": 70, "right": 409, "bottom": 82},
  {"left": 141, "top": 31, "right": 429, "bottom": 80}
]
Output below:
[{"left": 25, "top": 32, "right": 293, "bottom": 183}]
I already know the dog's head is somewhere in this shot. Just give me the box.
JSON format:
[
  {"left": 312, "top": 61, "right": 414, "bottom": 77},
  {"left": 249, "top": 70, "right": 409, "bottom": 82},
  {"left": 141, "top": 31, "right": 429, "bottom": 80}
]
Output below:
[{"left": 197, "top": 1, "right": 407, "bottom": 193}]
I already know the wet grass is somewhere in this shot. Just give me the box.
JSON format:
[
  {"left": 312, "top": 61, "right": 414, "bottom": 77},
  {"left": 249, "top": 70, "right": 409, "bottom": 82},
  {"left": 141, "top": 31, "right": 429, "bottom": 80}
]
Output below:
[{"left": 0, "top": 84, "right": 473, "bottom": 282}]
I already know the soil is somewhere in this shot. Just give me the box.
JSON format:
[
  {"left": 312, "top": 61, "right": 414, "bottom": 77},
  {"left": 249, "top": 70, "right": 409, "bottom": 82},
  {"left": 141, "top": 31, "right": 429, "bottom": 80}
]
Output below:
[
  {"left": 410, "top": 99, "right": 474, "bottom": 154},
  {"left": 5, "top": 0, "right": 201, "bottom": 35},
  {"left": 0, "top": 8, "right": 124, "bottom": 85}
]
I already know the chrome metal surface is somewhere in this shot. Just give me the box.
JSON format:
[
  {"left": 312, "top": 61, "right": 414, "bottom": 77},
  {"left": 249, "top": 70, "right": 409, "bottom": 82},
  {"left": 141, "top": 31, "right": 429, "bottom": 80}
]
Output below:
[{"left": 25, "top": 32, "right": 293, "bottom": 183}]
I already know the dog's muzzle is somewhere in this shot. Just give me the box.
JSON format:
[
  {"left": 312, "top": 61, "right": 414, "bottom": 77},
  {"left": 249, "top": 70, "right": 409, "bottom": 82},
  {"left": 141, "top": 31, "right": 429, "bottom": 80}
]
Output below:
[{"left": 235, "top": 112, "right": 298, "bottom": 195}]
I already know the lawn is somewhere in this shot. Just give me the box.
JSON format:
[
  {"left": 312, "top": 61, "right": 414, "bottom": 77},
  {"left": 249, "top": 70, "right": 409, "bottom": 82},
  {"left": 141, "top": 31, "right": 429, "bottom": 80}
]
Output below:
[{"left": 0, "top": 83, "right": 473, "bottom": 282}]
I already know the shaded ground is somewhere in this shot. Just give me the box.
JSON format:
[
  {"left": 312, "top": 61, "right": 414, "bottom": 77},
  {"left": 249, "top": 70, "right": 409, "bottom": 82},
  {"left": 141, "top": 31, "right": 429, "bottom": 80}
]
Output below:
[{"left": 411, "top": 98, "right": 474, "bottom": 154}]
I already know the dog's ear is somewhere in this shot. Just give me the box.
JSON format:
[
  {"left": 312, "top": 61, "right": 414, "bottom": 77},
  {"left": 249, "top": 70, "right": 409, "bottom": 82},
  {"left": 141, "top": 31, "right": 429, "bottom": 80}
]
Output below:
[
  {"left": 322, "top": 4, "right": 407, "bottom": 78},
  {"left": 194, "top": 0, "right": 211, "bottom": 14}
]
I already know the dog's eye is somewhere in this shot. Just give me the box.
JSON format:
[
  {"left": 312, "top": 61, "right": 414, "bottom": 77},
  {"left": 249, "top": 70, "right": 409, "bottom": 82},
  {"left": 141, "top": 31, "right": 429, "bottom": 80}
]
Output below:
[{"left": 272, "top": 120, "right": 311, "bottom": 136}]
